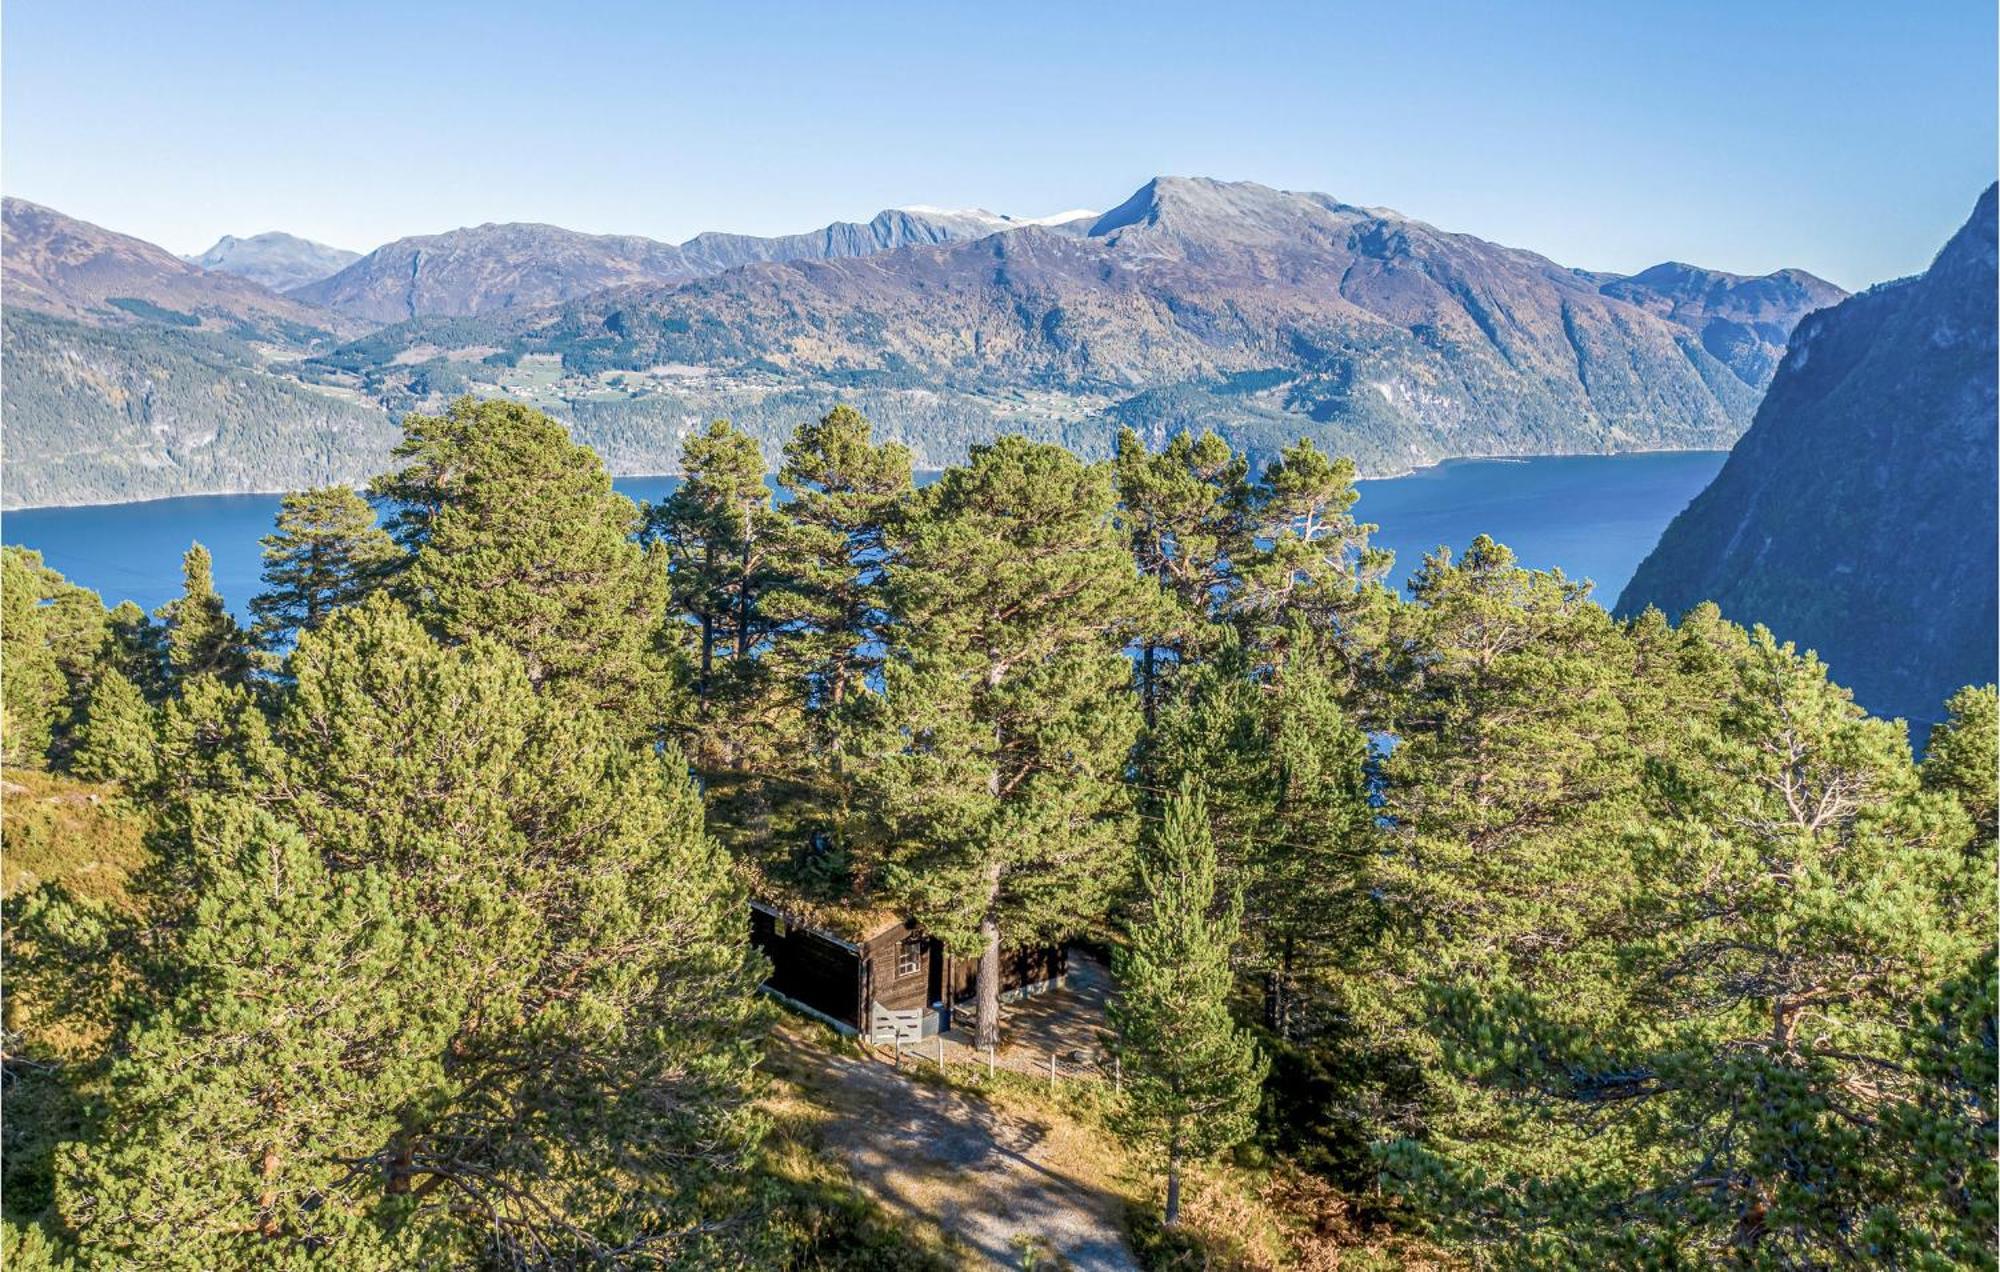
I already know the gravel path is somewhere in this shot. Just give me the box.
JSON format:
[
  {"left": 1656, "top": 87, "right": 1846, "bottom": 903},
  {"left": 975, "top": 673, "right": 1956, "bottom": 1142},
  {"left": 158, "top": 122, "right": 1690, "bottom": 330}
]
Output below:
[{"left": 775, "top": 1030, "right": 1139, "bottom": 1270}]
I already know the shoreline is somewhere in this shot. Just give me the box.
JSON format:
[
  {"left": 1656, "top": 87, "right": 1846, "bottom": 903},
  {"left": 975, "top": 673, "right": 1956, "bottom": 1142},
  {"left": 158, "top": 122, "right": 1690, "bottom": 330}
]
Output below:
[{"left": 0, "top": 447, "right": 1732, "bottom": 515}]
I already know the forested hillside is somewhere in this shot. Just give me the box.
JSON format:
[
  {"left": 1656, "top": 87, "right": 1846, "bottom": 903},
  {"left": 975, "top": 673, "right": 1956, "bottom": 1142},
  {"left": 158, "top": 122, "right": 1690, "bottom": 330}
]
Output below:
[
  {"left": 5, "top": 398, "right": 1991, "bottom": 1269},
  {"left": 1621, "top": 184, "right": 1998, "bottom": 731},
  {"left": 1, "top": 311, "right": 401, "bottom": 508}
]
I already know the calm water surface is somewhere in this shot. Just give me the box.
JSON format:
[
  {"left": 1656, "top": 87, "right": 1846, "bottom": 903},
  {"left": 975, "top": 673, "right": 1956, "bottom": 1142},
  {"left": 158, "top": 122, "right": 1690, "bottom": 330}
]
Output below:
[{"left": 2, "top": 453, "right": 1725, "bottom": 617}]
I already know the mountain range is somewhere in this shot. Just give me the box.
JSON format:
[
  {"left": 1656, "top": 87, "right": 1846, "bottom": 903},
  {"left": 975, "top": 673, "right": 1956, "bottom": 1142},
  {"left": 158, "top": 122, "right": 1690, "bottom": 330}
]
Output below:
[
  {"left": 288, "top": 207, "right": 1098, "bottom": 324},
  {"left": 1619, "top": 184, "right": 1997, "bottom": 730},
  {"left": 1, "top": 180, "right": 1845, "bottom": 508},
  {"left": 2, "top": 199, "right": 347, "bottom": 340}
]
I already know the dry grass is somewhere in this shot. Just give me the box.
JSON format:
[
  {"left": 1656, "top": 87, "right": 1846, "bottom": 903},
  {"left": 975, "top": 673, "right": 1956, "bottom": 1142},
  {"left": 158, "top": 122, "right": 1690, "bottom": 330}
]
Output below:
[{"left": 0, "top": 768, "right": 148, "bottom": 906}]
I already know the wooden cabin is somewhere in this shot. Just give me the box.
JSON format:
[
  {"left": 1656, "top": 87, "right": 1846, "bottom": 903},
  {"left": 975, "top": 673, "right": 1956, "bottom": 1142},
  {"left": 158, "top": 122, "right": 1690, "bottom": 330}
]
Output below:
[{"left": 750, "top": 900, "right": 1068, "bottom": 1040}]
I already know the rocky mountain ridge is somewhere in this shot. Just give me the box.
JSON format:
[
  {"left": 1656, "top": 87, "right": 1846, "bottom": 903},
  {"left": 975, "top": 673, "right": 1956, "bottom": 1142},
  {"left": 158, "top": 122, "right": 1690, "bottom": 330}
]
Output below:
[
  {"left": 287, "top": 205, "right": 1097, "bottom": 324},
  {"left": 1619, "top": 183, "right": 1997, "bottom": 729},
  {"left": 335, "top": 176, "right": 1841, "bottom": 476}
]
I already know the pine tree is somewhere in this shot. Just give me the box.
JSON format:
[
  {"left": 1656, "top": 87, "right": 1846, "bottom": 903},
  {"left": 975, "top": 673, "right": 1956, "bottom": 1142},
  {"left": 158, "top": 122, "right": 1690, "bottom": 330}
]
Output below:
[
  {"left": 275, "top": 594, "right": 766, "bottom": 1258},
  {"left": 870, "top": 437, "right": 1159, "bottom": 1047},
  {"left": 1922, "top": 682, "right": 1997, "bottom": 845},
  {"left": 102, "top": 600, "right": 167, "bottom": 699},
  {"left": 1229, "top": 438, "right": 1392, "bottom": 682},
  {"left": 247, "top": 485, "right": 400, "bottom": 648},
  {"left": 1384, "top": 627, "right": 1990, "bottom": 1265},
  {"left": 1151, "top": 650, "right": 1375, "bottom": 1039},
  {"left": 154, "top": 544, "right": 252, "bottom": 689},
  {"left": 3, "top": 548, "right": 73, "bottom": 766},
  {"left": 647, "top": 418, "right": 784, "bottom": 759},
  {"left": 755, "top": 406, "right": 914, "bottom": 886},
  {"left": 47, "top": 798, "right": 436, "bottom": 1268},
  {"left": 68, "top": 668, "right": 157, "bottom": 789},
  {"left": 1109, "top": 781, "right": 1266, "bottom": 1226},
  {"left": 771, "top": 405, "right": 913, "bottom": 717},
  {"left": 1112, "top": 426, "right": 1252, "bottom": 725},
  {"left": 26, "top": 594, "right": 770, "bottom": 1266},
  {"left": 371, "top": 397, "right": 673, "bottom": 734}
]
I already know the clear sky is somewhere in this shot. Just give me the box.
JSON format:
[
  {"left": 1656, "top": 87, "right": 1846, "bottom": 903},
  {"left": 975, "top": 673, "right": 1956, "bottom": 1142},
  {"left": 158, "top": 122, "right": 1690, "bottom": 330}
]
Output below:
[{"left": 4, "top": 0, "right": 1992, "bottom": 290}]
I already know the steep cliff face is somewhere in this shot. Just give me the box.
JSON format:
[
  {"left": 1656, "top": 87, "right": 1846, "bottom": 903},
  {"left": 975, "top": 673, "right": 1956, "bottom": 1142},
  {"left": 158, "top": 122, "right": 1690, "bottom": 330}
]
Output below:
[{"left": 1619, "top": 184, "right": 1998, "bottom": 730}]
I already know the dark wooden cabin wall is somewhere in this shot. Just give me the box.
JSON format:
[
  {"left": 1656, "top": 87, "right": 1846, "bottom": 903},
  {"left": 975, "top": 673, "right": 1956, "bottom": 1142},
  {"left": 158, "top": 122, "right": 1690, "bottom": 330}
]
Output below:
[
  {"left": 750, "top": 908, "right": 863, "bottom": 1029},
  {"left": 862, "top": 920, "right": 933, "bottom": 1014},
  {"left": 946, "top": 942, "right": 1069, "bottom": 1002}
]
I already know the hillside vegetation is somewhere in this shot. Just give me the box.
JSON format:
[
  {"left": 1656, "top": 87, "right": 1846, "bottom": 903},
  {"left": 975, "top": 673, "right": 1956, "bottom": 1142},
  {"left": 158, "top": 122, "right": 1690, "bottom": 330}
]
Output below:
[
  {"left": 1, "top": 311, "right": 401, "bottom": 507},
  {"left": 3, "top": 395, "right": 1990, "bottom": 1269}
]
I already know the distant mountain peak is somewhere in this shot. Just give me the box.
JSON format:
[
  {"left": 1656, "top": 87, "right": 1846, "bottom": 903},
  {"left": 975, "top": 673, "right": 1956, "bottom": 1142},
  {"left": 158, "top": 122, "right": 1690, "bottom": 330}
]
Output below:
[
  {"left": 3, "top": 197, "right": 344, "bottom": 337},
  {"left": 188, "top": 230, "right": 360, "bottom": 292}
]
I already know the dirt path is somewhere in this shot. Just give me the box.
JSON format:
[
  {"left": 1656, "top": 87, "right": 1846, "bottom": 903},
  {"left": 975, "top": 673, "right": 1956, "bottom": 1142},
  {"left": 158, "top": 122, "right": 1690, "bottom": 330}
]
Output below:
[{"left": 773, "top": 1029, "right": 1140, "bottom": 1270}]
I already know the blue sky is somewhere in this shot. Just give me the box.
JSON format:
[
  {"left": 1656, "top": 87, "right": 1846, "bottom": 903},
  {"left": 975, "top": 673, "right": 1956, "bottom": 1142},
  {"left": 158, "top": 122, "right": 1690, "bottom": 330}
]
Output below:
[{"left": 4, "top": 0, "right": 1992, "bottom": 290}]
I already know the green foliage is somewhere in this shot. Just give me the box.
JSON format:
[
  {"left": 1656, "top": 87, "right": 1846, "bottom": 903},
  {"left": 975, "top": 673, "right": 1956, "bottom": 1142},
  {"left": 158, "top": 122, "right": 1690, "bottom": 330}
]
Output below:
[
  {"left": 154, "top": 544, "right": 252, "bottom": 688},
  {"left": 3, "top": 548, "right": 72, "bottom": 766},
  {"left": 1870, "top": 947, "right": 1998, "bottom": 1269},
  {"left": 247, "top": 484, "right": 401, "bottom": 647},
  {"left": 17, "top": 594, "right": 772, "bottom": 1266},
  {"left": 1231, "top": 438, "right": 1391, "bottom": 674},
  {"left": 1112, "top": 426, "right": 1251, "bottom": 722},
  {"left": 1383, "top": 626, "right": 1994, "bottom": 1267},
  {"left": 1151, "top": 649, "right": 1376, "bottom": 1043},
  {"left": 1109, "top": 782, "right": 1266, "bottom": 1224},
  {"left": 67, "top": 670, "right": 157, "bottom": 789},
  {"left": 372, "top": 397, "right": 674, "bottom": 733},
  {"left": 10, "top": 411, "right": 1993, "bottom": 1269},
  {"left": 868, "top": 436, "right": 1157, "bottom": 1045},
  {"left": 50, "top": 798, "right": 439, "bottom": 1268},
  {"left": 1923, "top": 682, "right": 1998, "bottom": 843},
  {"left": 646, "top": 417, "right": 786, "bottom": 767},
  {"left": 751, "top": 407, "right": 915, "bottom": 886}
]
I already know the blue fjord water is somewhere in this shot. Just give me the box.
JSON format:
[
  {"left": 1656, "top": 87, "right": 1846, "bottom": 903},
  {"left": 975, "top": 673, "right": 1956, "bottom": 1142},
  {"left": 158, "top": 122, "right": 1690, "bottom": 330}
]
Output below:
[{"left": 2, "top": 452, "right": 1726, "bottom": 618}]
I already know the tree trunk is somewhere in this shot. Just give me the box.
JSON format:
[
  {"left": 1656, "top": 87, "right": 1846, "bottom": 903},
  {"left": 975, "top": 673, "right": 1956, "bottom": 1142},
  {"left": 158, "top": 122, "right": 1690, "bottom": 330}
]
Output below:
[
  {"left": 735, "top": 505, "right": 753, "bottom": 660},
  {"left": 698, "top": 613, "right": 714, "bottom": 710},
  {"left": 976, "top": 904, "right": 1002, "bottom": 1051},
  {"left": 1142, "top": 640, "right": 1159, "bottom": 729},
  {"left": 1164, "top": 1150, "right": 1183, "bottom": 1227}
]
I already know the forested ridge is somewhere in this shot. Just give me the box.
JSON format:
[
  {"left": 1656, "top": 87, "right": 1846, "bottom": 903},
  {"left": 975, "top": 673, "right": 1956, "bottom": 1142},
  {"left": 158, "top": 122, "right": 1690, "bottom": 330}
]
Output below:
[{"left": 3, "top": 398, "right": 1993, "bottom": 1269}]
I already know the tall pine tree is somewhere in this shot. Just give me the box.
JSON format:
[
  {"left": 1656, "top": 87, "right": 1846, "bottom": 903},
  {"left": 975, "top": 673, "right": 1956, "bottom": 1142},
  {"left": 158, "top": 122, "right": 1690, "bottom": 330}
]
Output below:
[
  {"left": 870, "top": 437, "right": 1158, "bottom": 1047},
  {"left": 154, "top": 544, "right": 252, "bottom": 690},
  {"left": 1112, "top": 426, "right": 1251, "bottom": 726},
  {"left": 1109, "top": 781, "right": 1266, "bottom": 1226},
  {"left": 371, "top": 397, "right": 672, "bottom": 735},
  {"left": 247, "top": 485, "right": 400, "bottom": 648}
]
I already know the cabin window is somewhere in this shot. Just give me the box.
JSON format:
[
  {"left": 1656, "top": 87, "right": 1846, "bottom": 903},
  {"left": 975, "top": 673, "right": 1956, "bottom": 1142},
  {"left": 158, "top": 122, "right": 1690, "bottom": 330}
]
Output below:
[
  {"left": 895, "top": 937, "right": 923, "bottom": 978},
  {"left": 773, "top": 917, "right": 788, "bottom": 938}
]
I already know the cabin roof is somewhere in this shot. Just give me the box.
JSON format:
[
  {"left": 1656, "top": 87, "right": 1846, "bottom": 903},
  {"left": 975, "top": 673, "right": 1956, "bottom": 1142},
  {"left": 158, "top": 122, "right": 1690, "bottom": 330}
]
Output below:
[{"left": 748, "top": 892, "right": 907, "bottom": 944}]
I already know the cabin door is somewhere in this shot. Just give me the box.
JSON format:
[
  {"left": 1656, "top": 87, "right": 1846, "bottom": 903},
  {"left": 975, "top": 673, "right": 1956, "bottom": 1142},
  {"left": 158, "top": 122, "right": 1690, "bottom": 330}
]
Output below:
[{"left": 927, "top": 944, "right": 947, "bottom": 1035}]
